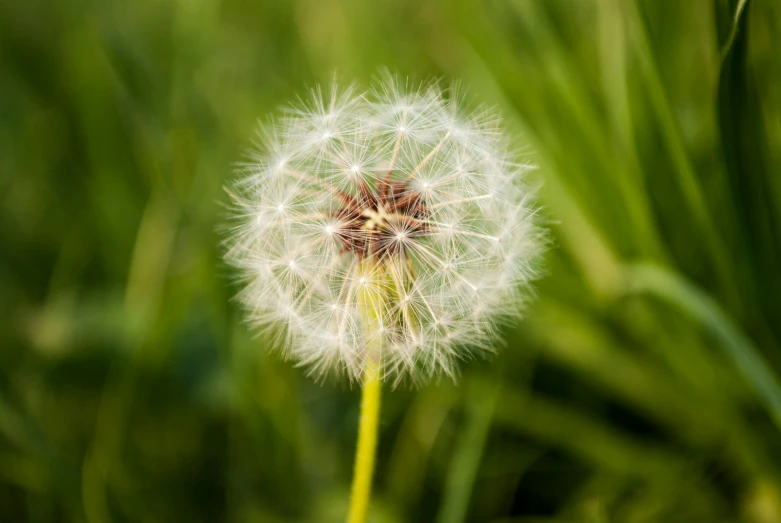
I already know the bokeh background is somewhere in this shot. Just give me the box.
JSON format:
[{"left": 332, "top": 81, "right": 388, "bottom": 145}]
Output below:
[{"left": 2, "top": 0, "right": 781, "bottom": 521}]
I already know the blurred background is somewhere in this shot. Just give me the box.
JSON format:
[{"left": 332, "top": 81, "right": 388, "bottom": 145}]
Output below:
[{"left": 2, "top": 0, "right": 781, "bottom": 521}]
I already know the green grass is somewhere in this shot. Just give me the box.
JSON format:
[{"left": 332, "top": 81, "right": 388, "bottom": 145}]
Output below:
[{"left": 2, "top": 0, "right": 781, "bottom": 521}]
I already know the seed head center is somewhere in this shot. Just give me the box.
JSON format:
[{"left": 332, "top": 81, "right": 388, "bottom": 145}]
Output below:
[
  {"left": 361, "top": 206, "right": 389, "bottom": 231},
  {"left": 332, "top": 177, "right": 429, "bottom": 258}
]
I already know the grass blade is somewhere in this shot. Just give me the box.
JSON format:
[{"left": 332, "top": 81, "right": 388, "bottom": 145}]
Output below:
[{"left": 625, "top": 264, "right": 781, "bottom": 431}]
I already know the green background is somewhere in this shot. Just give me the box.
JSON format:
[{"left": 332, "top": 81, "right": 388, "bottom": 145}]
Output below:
[{"left": 2, "top": 0, "right": 781, "bottom": 521}]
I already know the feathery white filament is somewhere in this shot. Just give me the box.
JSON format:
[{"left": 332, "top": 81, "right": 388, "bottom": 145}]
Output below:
[{"left": 226, "top": 78, "right": 544, "bottom": 383}]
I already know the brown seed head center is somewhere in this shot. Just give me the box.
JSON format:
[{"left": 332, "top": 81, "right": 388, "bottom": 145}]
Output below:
[{"left": 334, "top": 174, "right": 428, "bottom": 258}]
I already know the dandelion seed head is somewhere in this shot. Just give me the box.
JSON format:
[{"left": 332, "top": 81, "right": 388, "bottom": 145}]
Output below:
[{"left": 225, "top": 76, "right": 545, "bottom": 384}]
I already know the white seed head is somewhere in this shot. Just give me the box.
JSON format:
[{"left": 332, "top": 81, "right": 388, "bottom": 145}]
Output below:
[{"left": 225, "top": 77, "right": 545, "bottom": 384}]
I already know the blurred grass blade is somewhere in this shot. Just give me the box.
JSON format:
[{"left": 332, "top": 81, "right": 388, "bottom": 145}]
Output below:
[
  {"left": 625, "top": 264, "right": 781, "bottom": 431},
  {"left": 622, "top": 1, "right": 738, "bottom": 304},
  {"left": 0, "top": 397, "right": 31, "bottom": 451},
  {"left": 493, "top": 388, "right": 682, "bottom": 477},
  {"left": 719, "top": 0, "right": 749, "bottom": 59},
  {"left": 717, "top": 0, "right": 781, "bottom": 350},
  {"left": 435, "top": 380, "right": 499, "bottom": 523},
  {"left": 0, "top": 398, "right": 84, "bottom": 519}
]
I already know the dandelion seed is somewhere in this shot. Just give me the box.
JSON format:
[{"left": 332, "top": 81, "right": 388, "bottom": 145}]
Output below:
[{"left": 225, "top": 76, "right": 545, "bottom": 383}]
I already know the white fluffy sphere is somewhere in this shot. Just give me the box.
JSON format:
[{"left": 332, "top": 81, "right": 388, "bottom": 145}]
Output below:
[{"left": 226, "top": 78, "right": 544, "bottom": 383}]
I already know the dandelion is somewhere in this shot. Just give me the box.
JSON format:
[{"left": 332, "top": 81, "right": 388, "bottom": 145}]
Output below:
[{"left": 224, "top": 76, "right": 544, "bottom": 522}]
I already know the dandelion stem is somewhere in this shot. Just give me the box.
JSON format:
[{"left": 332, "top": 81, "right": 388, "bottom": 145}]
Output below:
[
  {"left": 347, "top": 359, "right": 382, "bottom": 523},
  {"left": 348, "top": 261, "right": 385, "bottom": 523}
]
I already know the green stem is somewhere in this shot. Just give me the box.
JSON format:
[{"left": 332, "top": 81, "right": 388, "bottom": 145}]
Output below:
[
  {"left": 347, "top": 259, "right": 385, "bottom": 523},
  {"left": 347, "top": 362, "right": 382, "bottom": 523}
]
